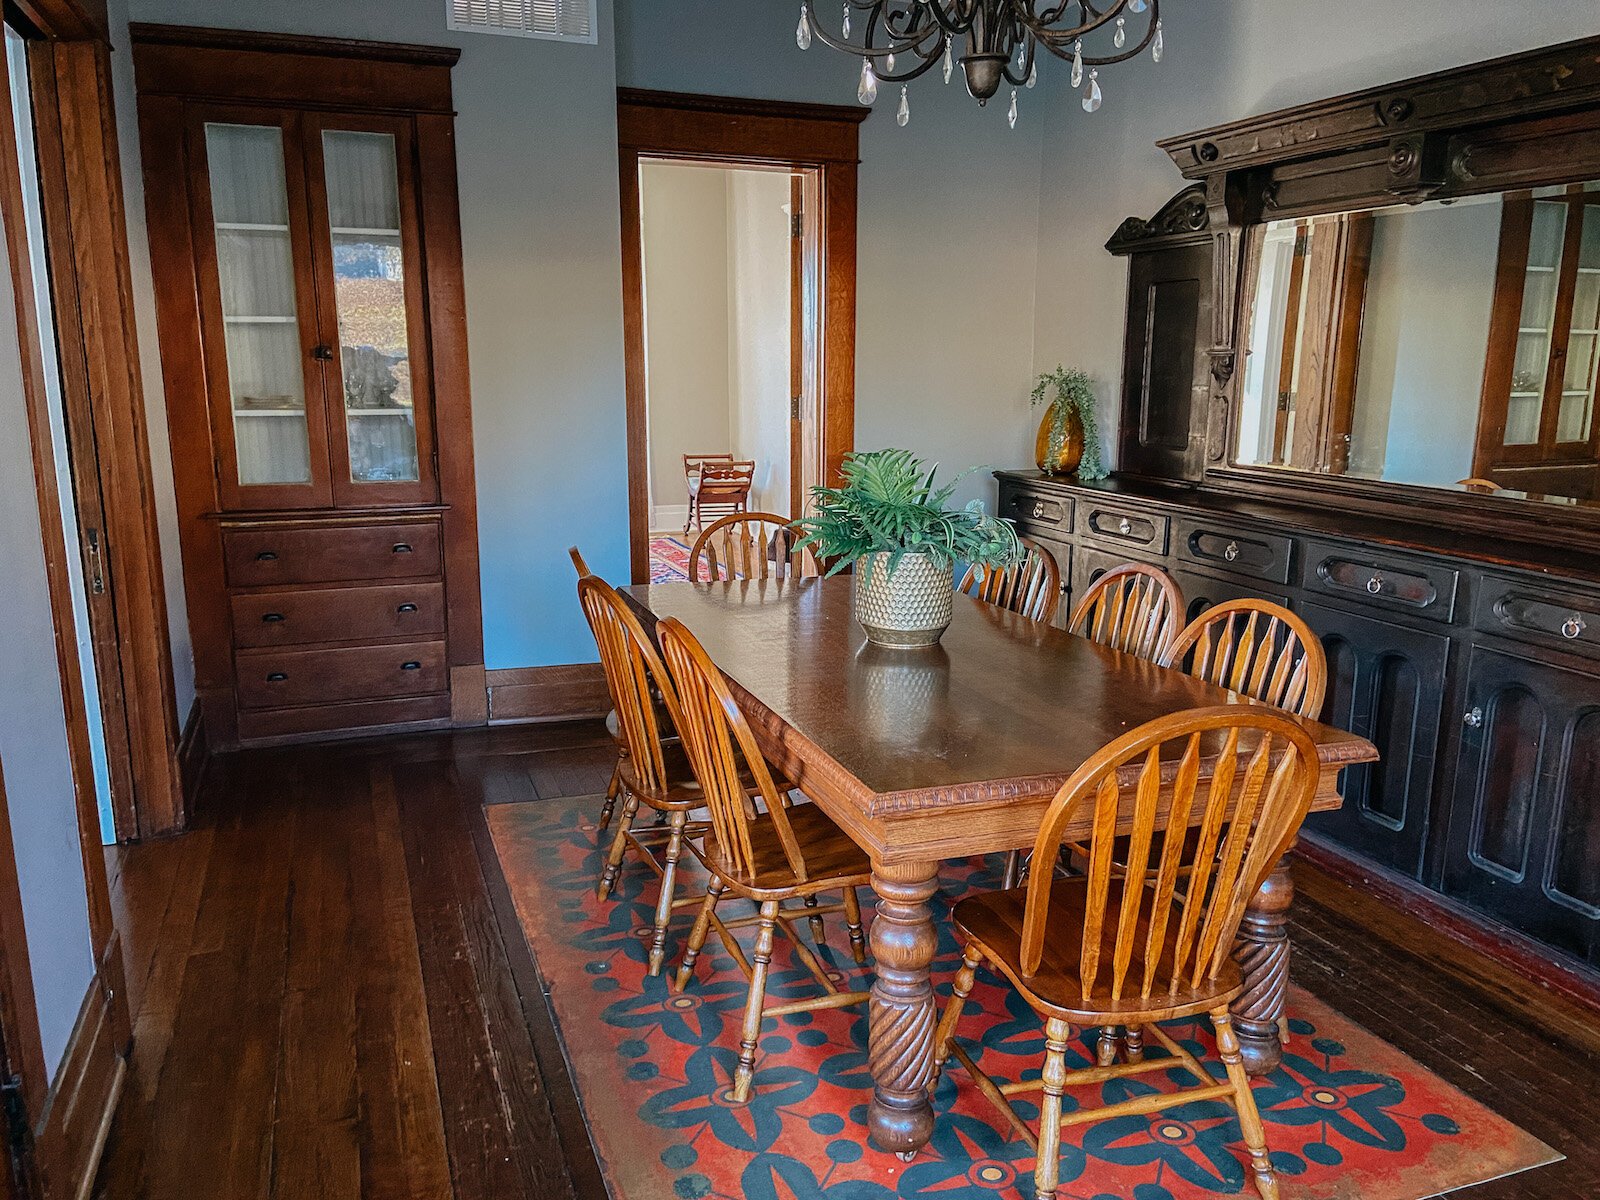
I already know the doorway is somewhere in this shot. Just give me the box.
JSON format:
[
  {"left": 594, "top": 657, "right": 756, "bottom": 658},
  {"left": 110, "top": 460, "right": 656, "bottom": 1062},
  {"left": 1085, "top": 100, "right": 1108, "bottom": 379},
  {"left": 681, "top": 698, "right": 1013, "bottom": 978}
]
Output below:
[{"left": 618, "top": 90, "right": 865, "bottom": 584}]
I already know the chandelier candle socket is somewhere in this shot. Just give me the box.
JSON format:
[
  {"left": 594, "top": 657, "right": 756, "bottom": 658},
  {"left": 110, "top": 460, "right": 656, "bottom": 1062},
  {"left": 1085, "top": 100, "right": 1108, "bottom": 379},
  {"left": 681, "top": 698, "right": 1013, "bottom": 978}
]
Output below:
[{"left": 797, "top": 0, "right": 1163, "bottom": 119}]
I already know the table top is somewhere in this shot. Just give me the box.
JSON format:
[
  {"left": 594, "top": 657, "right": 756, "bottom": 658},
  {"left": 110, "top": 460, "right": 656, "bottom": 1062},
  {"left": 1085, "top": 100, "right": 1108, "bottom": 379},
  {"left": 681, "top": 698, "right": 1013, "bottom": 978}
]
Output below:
[{"left": 626, "top": 577, "right": 1377, "bottom": 823}]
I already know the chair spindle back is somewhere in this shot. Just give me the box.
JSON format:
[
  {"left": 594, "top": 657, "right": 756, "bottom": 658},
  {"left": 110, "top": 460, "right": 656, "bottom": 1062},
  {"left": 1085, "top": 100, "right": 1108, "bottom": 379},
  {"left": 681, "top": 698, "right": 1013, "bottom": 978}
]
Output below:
[
  {"left": 1163, "top": 599, "right": 1328, "bottom": 718},
  {"left": 1068, "top": 563, "right": 1184, "bottom": 661},
  {"left": 576, "top": 576, "right": 677, "bottom": 795},
  {"left": 690, "top": 513, "right": 806, "bottom": 583},
  {"left": 1022, "top": 707, "right": 1320, "bottom": 1005},
  {"left": 957, "top": 535, "right": 1062, "bottom": 624}
]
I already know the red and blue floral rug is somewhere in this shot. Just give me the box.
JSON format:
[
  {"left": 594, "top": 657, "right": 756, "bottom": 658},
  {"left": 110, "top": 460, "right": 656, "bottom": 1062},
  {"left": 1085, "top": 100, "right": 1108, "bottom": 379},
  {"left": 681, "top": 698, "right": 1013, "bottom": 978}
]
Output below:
[
  {"left": 650, "top": 534, "right": 694, "bottom": 583},
  {"left": 488, "top": 798, "right": 1558, "bottom": 1199}
]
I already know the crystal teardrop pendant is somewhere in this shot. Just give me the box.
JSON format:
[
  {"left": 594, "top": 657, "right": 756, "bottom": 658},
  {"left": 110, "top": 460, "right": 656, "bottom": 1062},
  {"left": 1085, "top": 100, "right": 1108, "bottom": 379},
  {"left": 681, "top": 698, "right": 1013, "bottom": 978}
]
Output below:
[
  {"left": 942, "top": 37, "right": 953, "bottom": 83},
  {"left": 896, "top": 85, "right": 910, "bottom": 127},
  {"left": 1114, "top": 17, "right": 1127, "bottom": 48},
  {"left": 796, "top": 3, "right": 812, "bottom": 50},
  {"left": 858, "top": 57, "right": 878, "bottom": 105},
  {"left": 1082, "top": 69, "right": 1102, "bottom": 113},
  {"left": 1152, "top": 19, "right": 1164, "bottom": 62},
  {"left": 841, "top": 2, "right": 850, "bottom": 38},
  {"left": 886, "top": 52, "right": 896, "bottom": 73},
  {"left": 1008, "top": 89, "right": 1019, "bottom": 129},
  {"left": 1027, "top": 59, "right": 1038, "bottom": 88},
  {"left": 1070, "top": 40, "right": 1084, "bottom": 88},
  {"left": 1128, "top": 0, "right": 1147, "bottom": 10}
]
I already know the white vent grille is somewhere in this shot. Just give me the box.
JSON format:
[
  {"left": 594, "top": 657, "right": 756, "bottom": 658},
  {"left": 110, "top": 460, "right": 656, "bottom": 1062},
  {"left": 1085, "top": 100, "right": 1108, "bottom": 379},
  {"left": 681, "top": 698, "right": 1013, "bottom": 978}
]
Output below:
[{"left": 448, "top": 0, "right": 597, "bottom": 44}]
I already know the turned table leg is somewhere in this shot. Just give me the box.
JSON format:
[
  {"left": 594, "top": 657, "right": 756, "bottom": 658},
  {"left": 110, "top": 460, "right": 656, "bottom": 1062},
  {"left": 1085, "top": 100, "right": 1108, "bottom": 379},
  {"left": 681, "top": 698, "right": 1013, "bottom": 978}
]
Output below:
[
  {"left": 867, "top": 859, "right": 940, "bottom": 1159},
  {"left": 1232, "top": 842, "right": 1294, "bottom": 1076}
]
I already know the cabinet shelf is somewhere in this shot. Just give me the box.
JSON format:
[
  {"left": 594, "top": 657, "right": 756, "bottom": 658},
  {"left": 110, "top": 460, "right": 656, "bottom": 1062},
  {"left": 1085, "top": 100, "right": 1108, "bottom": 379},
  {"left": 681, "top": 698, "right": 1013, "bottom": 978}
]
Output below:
[
  {"left": 331, "top": 226, "right": 402, "bottom": 238},
  {"left": 234, "top": 408, "right": 306, "bottom": 418},
  {"left": 216, "top": 221, "right": 290, "bottom": 233},
  {"left": 224, "top": 315, "right": 297, "bottom": 325}
]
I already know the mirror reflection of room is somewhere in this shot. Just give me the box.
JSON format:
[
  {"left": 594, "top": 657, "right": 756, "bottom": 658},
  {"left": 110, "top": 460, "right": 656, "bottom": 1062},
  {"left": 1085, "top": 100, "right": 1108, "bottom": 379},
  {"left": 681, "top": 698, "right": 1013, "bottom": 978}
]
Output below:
[{"left": 1236, "top": 184, "right": 1600, "bottom": 502}]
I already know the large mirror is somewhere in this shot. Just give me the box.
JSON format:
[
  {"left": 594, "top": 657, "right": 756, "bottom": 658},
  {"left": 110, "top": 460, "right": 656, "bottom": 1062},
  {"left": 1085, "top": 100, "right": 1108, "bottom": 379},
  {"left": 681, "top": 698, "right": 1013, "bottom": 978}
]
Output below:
[{"left": 1234, "top": 184, "right": 1600, "bottom": 502}]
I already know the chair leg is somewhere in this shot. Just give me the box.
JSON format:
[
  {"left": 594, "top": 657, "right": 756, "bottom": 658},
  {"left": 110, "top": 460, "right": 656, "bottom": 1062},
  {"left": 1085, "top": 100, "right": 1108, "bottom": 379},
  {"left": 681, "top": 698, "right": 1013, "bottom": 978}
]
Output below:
[
  {"left": 1125, "top": 1025, "right": 1145, "bottom": 1064},
  {"left": 675, "top": 877, "right": 725, "bottom": 992},
  {"left": 932, "top": 944, "right": 983, "bottom": 1083},
  {"left": 841, "top": 887, "right": 868, "bottom": 965},
  {"left": 597, "top": 757, "right": 622, "bottom": 832},
  {"left": 1001, "top": 850, "right": 1022, "bottom": 891},
  {"left": 1214, "top": 1009, "right": 1279, "bottom": 1200},
  {"left": 732, "top": 900, "right": 780, "bottom": 1103},
  {"left": 1097, "top": 1027, "right": 1120, "bottom": 1067},
  {"left": 597, "top": 791, "right": 640, "bottom": 901},
  {"left": 647, "top": 810, "right": 688, "bottom": 977},
  {"left": 1034, "top": 1017, "right": 1073, "bottom": 1200},
  {"left": 803, "top": 893, "right": 827, "bottom": 947}
]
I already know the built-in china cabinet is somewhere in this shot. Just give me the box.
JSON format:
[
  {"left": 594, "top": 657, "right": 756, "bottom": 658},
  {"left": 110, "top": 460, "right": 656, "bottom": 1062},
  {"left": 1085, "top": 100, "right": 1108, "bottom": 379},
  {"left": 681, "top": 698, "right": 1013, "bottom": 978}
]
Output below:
[
  {"left": 134, "top": 26, "right": 484, "bottom": 749},
  {"left": 1010, "top": 35, "right": 1600, "bottom": 1001}
]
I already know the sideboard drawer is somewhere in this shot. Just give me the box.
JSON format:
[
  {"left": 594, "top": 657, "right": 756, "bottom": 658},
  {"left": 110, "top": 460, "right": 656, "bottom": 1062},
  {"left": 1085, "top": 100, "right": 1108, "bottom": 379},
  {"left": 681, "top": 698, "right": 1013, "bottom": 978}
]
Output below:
[
  {"left": 235, "top": 639, "right": 448, "bottom": 709},
  {"left": 1077, "top": 501, "right": 1170, "bottom": 554},
  {"left": 1175, "top": 518, "right": 1293, "bottom": 585},
  {"left": 223, "top": 521, "right": 442, "bottom": 588},
  {"left": 1476, "top": 576, "right": 1600, "bottom": 659},
  {"left": 231, "top": 582, "right": 446, "bottom": 649},
  {"left": 1302, "top": 540, "right": 1459, "bottom": 623},
  {"left": 1000, "top": 483, "right": 1073, "bottom": 533}
]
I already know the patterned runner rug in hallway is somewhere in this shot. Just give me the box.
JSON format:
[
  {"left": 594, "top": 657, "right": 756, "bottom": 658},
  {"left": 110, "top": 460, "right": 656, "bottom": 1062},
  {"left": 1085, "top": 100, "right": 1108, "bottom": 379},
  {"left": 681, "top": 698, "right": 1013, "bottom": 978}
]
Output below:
[{"left": 651, "top": 533, "right": 694, "bottom": 583}]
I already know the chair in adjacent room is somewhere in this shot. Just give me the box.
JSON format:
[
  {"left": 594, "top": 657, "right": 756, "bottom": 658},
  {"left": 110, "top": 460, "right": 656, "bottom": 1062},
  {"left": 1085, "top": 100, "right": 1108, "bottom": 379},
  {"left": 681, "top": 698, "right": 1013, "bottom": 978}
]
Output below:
[
  {"left": 689, "top": 512, "right": 807, "bottom": 582},
  {"left": 1067, "top": 562, "right": 1185, "bottom": 661},
  {"left": 1162, "top": 598, "right": 1328, "bottom": 719},
  {"left": 933, "top": 707, "right": 1321, "bottom": 1200},
  {"left": 657, "top": 615, "right": 871, "bottom": 1104},
  {"left": 957, "top": 535, "right": 1062, "bottom": 624},
  {"left": 684, "top": 454, "right": 755, "bottom": 533}
]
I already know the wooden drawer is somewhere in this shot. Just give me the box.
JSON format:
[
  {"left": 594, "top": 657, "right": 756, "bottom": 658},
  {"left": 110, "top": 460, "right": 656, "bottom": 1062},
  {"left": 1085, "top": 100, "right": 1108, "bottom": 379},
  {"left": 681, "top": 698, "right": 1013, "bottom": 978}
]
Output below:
[
  {"left": 1174, "top": 518, "right": 1293, "bottom": 585},
  {"left": 231, "top": 582, "right": 446, "bottom": 649},
  {"left": 235, "top": 640, "right": 447, "bottom": 709},
  {"left": 999, "top": 483, "right": 1073, "bottom": 533},
  {"left": 1077, "top": 500, "right": 1170, "bottom": 554},
  {"left": 1302, "top": 539, "right": 1458, "bottom": 624},
  {"left": 223, "top": 521, "right": 442, "bottom": 588},
  {"left": 1169, "top": 567, "right": 1290, "bottom": 627},
  {"left": 1476, "top": 575, "right": 1600, "bottom": 660}
]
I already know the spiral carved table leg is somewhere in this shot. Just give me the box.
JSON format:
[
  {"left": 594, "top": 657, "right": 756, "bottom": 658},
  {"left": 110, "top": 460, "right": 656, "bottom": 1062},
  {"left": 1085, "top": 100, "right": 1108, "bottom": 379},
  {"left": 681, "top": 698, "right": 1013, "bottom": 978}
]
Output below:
[
  {"left": 1231, "top": 844, "right": 1295, "bottom": 1076},
  {"left": 867, "top": 860, "right": 940, "bottom": 1158}
]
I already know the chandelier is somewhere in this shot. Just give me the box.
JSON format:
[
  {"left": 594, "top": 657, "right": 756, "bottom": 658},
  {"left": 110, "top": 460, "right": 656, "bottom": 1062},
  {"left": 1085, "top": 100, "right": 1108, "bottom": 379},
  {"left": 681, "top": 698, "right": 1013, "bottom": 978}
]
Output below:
[{"left": 796, "top": 1, "right": 1164, "bottom": 127}]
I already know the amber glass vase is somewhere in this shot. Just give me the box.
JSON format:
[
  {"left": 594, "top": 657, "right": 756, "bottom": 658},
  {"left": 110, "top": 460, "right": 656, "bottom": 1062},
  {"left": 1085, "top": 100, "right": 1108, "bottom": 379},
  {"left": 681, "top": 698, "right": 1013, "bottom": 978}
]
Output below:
[{"left": 1035, "top": 403, "right": 1084, "bottom": 476}]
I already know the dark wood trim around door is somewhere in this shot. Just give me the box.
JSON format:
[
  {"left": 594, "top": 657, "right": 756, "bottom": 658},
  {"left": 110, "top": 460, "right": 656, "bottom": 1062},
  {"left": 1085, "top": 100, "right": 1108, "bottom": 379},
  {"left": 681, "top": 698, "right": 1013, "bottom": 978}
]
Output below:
[{"left": 617, "top": 89, "right": 865, "bottom": 583}]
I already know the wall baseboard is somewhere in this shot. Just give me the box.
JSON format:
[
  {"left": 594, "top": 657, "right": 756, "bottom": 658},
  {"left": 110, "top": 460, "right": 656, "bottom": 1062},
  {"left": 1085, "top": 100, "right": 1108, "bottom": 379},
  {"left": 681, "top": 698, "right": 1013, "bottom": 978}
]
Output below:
[
  {"left": 33, "top": 944, "right": 128, "bottom": 1200},
  {"left": 486, "top": 664, "right": 609, "bottom": 724},
  {"left": 450, "top": 663, "right": 489, "bottom": 725},
  {"left": 175, "top": 699, "right": 209, "bottom": 826},
  {"left": 649, "top": 504, "right": 690, "bottom": 532}
]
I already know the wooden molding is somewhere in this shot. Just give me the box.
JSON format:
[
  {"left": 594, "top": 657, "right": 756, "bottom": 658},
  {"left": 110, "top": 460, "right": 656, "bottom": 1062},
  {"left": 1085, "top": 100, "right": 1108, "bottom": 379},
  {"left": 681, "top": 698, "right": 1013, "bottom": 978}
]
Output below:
[
  {"left": 10, "top": 0, "right": 106, "bottom": 42},
  {"left": 450, "top": 664, "right": 489, "bottom": 725},
  {"left": 128, "top": 22, "right": 460, "bottom": 67},
  {"left": 486, "top": 664, "right": 609, "bottom": 724},
  {"left": 175, "top": 701, "right": 208, "bottom": 821}
]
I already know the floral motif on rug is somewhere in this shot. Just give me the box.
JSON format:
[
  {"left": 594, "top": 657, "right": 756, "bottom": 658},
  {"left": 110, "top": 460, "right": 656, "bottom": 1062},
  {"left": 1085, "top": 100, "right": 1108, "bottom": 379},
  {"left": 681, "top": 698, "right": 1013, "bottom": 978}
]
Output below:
[{"left": 487, "top": 799, "right": 1559, "bottom": 1200}]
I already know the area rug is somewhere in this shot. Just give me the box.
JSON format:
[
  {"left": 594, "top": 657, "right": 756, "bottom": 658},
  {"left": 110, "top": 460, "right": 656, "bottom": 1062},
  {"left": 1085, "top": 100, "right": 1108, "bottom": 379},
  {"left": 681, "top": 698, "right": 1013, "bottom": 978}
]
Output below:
[
  {"left": 651, "top": 533, "right": 694, "bottom": 583},
  {"left": 488, "top": 797, "right": 1559, "bottom": 1200}
]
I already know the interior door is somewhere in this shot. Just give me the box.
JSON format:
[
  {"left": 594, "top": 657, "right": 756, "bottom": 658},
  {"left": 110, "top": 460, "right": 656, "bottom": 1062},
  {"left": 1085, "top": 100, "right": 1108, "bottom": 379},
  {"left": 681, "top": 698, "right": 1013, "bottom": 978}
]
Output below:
[{"left": 303, "top": 112, "right": 439, "bottom": 509}]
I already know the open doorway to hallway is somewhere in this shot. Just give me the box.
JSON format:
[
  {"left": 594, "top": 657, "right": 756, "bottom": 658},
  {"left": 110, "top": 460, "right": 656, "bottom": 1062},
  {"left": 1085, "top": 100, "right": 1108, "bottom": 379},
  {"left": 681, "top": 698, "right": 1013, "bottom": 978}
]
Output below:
[{"left": 638, "top": 160, "right": 808, "bottom": 582}]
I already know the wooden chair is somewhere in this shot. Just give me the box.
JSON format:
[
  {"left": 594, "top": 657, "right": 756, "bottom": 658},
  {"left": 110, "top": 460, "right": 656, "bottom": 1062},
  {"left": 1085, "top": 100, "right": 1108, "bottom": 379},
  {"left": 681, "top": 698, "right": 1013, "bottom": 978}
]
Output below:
[
  {"left": 689, "top": 512, "right": 807, "bottom": 583},
  {"left": 569, "top": 545, "right": 626, "bottom": 828},
  {"left": 934, "top": 707, "right": 1321, "bottom": 1200},
  {"left": 1162, "top": 598, "right": 1328, "bottom": 719},
  {"left": 684, "top": 454, "right": 755, "bottom": 532},
  {"left": 957, "top": 535, "right": 1062, "bottom": 624},
  {"left": 1068, "top": 562, "right": 1184, "bottom": 661},
  {"left": 657, "top": 615, "right": 872, "bottom": 1104}
]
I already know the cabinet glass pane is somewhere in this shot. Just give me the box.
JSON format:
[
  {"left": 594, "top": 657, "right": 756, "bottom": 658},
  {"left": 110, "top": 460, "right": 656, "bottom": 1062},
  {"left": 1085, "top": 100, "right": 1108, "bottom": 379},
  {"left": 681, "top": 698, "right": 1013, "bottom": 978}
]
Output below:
[
  {"left": 322, "top": 130, "right": 418, "bottom": 484},
  {"left": 205, "top": 123, "right": 309, "bottom": 486}
]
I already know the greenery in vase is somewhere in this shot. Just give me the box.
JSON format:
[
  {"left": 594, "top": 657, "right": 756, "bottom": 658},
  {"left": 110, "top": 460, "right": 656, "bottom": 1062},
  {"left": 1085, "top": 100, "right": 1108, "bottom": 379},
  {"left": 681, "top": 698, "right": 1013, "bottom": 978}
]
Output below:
[
  {"left": 794, "top": 449, "right": 1022, "bottom": 580},
  {"left": 1032, "top": 366, "right": 1108, "bottom": 481}
]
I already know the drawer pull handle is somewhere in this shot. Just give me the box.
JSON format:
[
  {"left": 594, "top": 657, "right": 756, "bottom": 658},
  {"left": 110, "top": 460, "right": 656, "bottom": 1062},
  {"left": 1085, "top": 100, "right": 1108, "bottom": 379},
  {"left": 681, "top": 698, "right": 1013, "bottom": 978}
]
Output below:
[
  {"left": 1223, "top": 541, "right": 1240, "bottom": 563},
  {"left": 1464, "top": 706, "right": 1483, "bottom": 728},
  {"left": 262, "top": 612, "right": 286, "bottom": 623},
  {"left": 397, "top": 603, "right": 419, "bottom": 614},
  {"left": 401, "top": 661, "right": 422, "bottom": 671},
  {"left": 1366, "top": 573, "right": 1385, "bottom": 595},
  {"left": 1032, "top": 501, "right": 1045, "bottom": 519},
  {"left": 1563, "top": 614, "right": 1587, "bottom": 640},
  {"left": 392, "top": 542, "right": 414, "bottom": 554},
  {"left": 255, "top": 551, "right": 278, "bottom": 562},
  {"left": 266, "top": 672, "right": 288, "bottom": 682},
  {"left": 1117, "top": 517, "right": 1133, "bottom": 536}
]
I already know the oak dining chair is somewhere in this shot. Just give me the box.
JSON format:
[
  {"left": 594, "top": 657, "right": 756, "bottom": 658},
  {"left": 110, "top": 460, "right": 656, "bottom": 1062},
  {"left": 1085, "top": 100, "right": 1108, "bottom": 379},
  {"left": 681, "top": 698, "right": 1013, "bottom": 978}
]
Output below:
[
  {"left": 657, "top": 615, "right": 872, "bottom": 1104},
  {"left": 933, "top": 707, "right": 1321, "bottom": 1200},
  {"left": 1162, "top": 598, "right": 1328, "bottom": 719},
  {"left": 957, "top": 535, "right": 1062, "bottom": 624},
  {"left": 689, "top": 512, "right": 808, "bottom": 583},
  {"left": 568, "top": 546, "right": 624, "bottom": 828},
  {"left": 1068, "top": 562, "right": 1185, "bottom": 661},
  {"left": 684, "top": 455, "right": 755, "bottom": 532}
]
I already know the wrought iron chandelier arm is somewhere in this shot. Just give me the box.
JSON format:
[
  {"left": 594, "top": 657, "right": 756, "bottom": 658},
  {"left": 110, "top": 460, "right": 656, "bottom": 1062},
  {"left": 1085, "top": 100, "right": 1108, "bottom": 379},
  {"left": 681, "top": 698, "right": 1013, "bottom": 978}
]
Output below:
[
  {"left": 805, "top": 2, "right": 947, "bottom": 60},
  {"left": 1019, "top": 0, "right": 1127, "bottom": 46}
]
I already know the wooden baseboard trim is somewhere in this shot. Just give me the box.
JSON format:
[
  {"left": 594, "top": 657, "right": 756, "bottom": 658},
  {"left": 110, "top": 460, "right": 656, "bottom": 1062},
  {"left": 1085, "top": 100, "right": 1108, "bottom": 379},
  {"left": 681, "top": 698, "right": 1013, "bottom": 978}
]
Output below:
[
  {"left": 33, "top": 959, "right": 128, "bottom": 1200},
  {"left": 486, "top": 663, "right": 608, "bottom": 724},
  {"left": 176, "top": 699, "right": 208, "bottom": 826},
  {"left": 450, "top": 663, "right": 489, "bottom": 725},
  {"left": 1296, "top": 832, "right": 1600, "bottom": 1018}
]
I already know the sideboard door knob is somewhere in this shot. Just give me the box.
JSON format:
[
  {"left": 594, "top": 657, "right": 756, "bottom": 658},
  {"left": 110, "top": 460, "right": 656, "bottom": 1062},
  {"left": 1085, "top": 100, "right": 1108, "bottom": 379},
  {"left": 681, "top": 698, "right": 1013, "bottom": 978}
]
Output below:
[
  {"left": 1464, "top": 706, "right": 1483, "bottom": 728},
  {"left": 1224, "top": 541, "right": 1240, "bottom": 562},
  {"left": 1117, "top": 517, "right": 1133, "bottom": 536},
  {"left": 1562, "top": 614, "right": 1586, "bottom": 640}
]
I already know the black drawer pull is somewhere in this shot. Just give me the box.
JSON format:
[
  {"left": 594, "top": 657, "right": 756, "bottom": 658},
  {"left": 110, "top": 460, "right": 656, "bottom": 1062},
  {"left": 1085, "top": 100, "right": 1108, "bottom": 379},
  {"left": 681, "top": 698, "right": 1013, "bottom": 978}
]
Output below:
[
  {"left": 397, "top": 603, "right": 419, "bottom": 614},
  {"left": 255, "top": 550, "right": 278, "bottom": 562},
  {"left": 392, "top": 542, "right": 414, "bottom": 554},
  {"left": 262, "top": 612, "right": 286, "bottom": 623},
  {"left": 266, "top": 672, "right": 288, "bottom": 682},
  {"left": 401, "top": 661, "right": 422, "bottom": 671}
]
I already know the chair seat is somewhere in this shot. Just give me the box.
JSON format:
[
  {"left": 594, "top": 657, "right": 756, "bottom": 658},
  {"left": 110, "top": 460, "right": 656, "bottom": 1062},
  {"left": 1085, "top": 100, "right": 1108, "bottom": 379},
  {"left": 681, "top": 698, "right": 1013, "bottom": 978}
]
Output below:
[
  {"left": 952, "top": 878, "right": 1242, "bottom": 1023},
  {"left": 689, "top": 801, "right": 871, "bottom": 900}
]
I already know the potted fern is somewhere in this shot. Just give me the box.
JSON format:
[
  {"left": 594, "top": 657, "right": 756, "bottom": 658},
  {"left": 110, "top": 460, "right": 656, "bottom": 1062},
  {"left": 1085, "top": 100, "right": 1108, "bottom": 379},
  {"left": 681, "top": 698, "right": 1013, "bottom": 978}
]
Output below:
[{"left": 794, "top": 449, "right": 1021, "bottom": 648}]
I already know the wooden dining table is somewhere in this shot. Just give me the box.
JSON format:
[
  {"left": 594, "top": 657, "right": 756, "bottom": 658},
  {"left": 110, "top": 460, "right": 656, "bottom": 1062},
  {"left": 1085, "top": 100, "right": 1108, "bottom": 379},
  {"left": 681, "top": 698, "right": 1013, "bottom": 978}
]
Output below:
[{"left": 624, "top": 576, "right": 1378, "bottom": 1159}]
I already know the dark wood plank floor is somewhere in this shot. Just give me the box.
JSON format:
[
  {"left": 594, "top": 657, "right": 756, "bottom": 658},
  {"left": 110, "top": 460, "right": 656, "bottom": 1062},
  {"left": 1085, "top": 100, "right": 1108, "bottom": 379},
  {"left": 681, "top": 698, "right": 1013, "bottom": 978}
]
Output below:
[{"left": 93, "top": 721, "right": 1600, "bottom": 1199}]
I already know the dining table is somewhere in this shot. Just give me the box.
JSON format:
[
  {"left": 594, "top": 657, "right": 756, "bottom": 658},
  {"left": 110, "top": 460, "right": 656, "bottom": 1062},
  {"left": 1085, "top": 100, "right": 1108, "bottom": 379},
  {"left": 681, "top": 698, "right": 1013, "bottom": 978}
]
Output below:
[{"left": 624, "top": 575, "right": 1379, "bottom": 1160}]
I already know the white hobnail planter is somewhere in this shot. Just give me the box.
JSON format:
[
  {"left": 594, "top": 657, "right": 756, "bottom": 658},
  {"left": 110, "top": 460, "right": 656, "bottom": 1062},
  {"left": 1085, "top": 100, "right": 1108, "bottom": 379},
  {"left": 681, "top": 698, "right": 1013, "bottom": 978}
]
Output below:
[{"left": 852, "top": 551, "right": 955, "bottom": 649}]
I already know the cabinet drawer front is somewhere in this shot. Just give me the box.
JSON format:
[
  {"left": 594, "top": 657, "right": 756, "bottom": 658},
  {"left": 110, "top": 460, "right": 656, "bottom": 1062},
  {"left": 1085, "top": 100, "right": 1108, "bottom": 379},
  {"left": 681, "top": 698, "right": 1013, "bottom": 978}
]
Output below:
[
  {"left": 235, "top": 640, "right": 447, "bottom": 709},
  {"left": 223, "top": 521, "right": 442, "bottom": 588},
  {"left": 1303, "top": 540, "right": 1458, "bottom": 623},
  {"left": 1476, "top": 576, "right": 1600, "bottom": 659},
  {"left": 1175, "top": 519, "right": 1293, "bottom": 585},
  {"left": 1000, "top": 483, "right": 1073, "bottom": 532},
  {"left": 1169, "top": 567, "right": 1290, "bottom": 627},
  {"left": 1078, "top": 502, "right": 1169, "bottom": 553},
  {"left": 231, "top": 583, "right": 446, "bottom": 649}
]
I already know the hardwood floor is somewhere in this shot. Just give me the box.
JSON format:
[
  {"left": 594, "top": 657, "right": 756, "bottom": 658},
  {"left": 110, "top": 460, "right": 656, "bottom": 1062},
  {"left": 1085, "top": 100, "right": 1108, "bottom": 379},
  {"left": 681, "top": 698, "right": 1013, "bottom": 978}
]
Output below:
[{"left": 93, "top": 721, "right": 1600, "bottom": 1199}]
